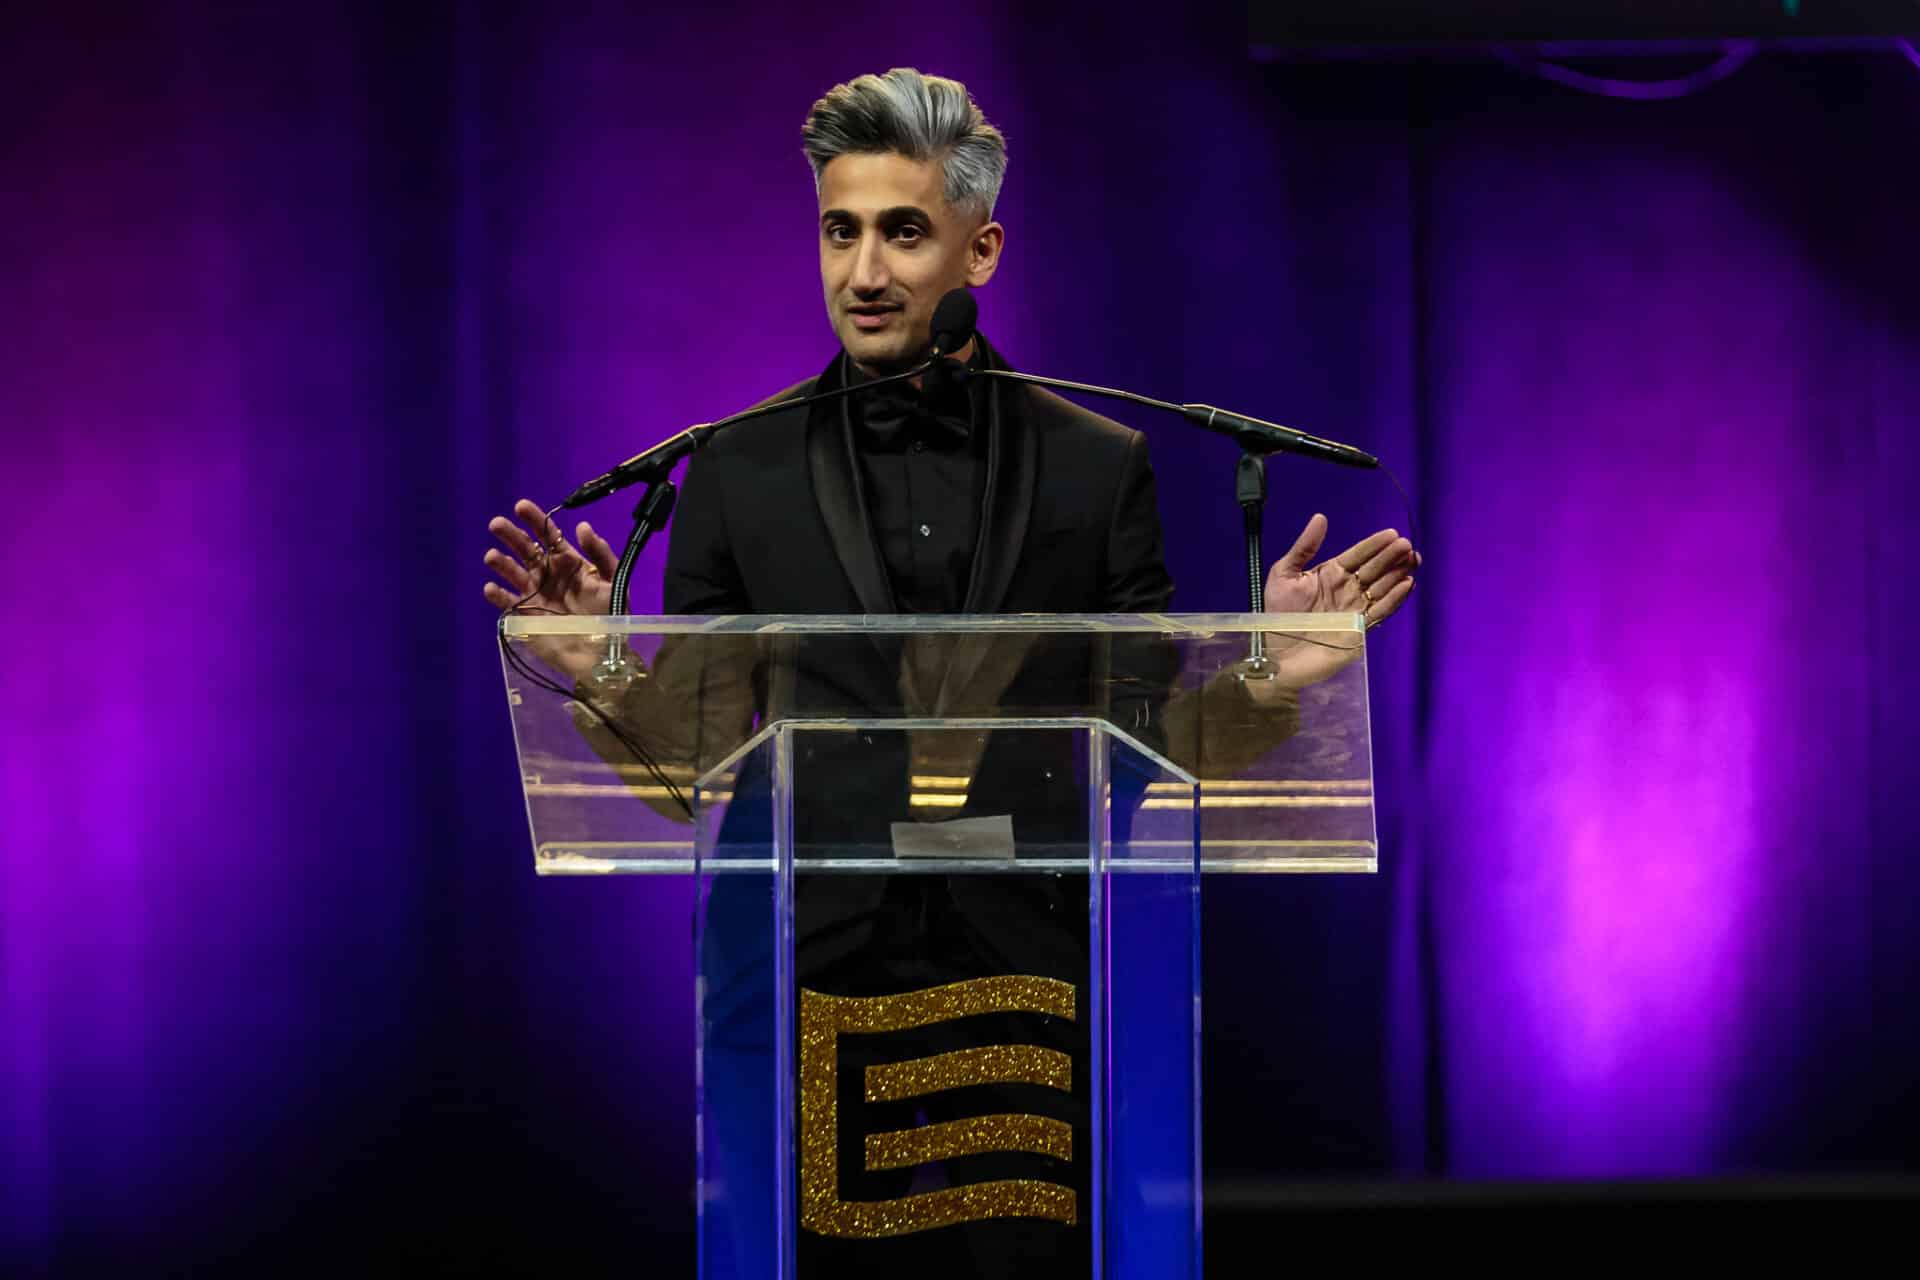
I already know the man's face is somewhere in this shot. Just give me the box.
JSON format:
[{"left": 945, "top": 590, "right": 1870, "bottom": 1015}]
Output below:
[{"left": 818, "top": 151, "right": 1002, "bottom": 374}]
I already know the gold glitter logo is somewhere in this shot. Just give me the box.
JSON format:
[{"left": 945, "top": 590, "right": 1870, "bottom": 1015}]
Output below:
[{"left": 799, "top": 975, "right": 1078, "bottom": 1237}]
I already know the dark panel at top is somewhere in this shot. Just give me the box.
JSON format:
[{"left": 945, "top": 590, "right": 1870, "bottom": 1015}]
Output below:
[{"left": 1250, "top": 1, "right": 1918, "bottom": 46}]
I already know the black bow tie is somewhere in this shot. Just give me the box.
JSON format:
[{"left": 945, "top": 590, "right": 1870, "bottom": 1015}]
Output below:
[{"left": 855, "top": 378, "right": 973, "bottom": 449}]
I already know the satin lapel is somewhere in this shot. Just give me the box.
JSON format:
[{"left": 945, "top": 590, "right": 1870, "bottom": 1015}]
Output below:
[
  {"left": 806, "top": 351, "right": 896, "bottom": 616},
  {"left": 962, "top": 334, "right": 1036, "bottom": 615},
  {"left": 939, "top": 335, "right": 1039, "bottom": 712}
]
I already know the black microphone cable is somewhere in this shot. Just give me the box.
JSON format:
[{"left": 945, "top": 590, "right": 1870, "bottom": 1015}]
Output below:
[{"left": 493, "top": 502, "right": 693, "bottom": 821}]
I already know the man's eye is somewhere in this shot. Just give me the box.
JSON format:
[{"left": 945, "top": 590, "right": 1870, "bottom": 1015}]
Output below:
[
  {"left": 825, "top": 225, "right": 855, "bottom": 244},
  {"left": 890, "top": 225, "right": 924, "bottom": 244}
]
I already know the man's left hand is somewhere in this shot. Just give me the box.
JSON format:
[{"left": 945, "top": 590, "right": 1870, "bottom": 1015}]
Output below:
[
  {"left": 1265, "top": 513, "right": 1417, "bottom": 624},
  {"left": 1248, "top": 514, "right": 1419, "bottom": 693}
]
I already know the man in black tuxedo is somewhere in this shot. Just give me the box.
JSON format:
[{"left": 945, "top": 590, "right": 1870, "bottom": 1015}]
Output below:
[{"left": 485, "top": 67, "right": 1417, "bottom": 1279}]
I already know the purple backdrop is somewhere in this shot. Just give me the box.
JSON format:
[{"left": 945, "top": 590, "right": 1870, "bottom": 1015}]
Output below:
[{"left": 4, "top": 2, "right": 1918, "bottom": 1270}]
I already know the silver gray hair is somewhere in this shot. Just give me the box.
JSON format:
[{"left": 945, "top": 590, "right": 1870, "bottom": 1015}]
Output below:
[{"left": 801, "top": 68, "right": 1007, "bottom": 221}]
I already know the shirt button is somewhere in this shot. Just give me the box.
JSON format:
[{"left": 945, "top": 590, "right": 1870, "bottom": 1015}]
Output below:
[{"left": 919, "top": 524, "right": 931, "bottom": 537}]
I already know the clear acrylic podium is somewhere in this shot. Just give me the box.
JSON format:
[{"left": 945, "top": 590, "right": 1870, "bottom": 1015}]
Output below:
[{"left": 500, "top": 614, "right": 1375, "bottom": 1279}]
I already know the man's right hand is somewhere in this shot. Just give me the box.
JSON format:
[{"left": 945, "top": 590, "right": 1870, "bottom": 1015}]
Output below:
[{"left": 484, "top": 498, "right": 623, "bottom": 683}]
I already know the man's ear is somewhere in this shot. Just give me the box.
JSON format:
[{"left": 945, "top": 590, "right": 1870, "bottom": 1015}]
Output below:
[{"left": 966, "top": 222, "right": 1005, "bottom": 287}]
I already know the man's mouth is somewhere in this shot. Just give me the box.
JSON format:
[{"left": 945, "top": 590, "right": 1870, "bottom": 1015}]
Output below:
[{"left": 847, "top": 302, "right": 902, "bottom": 332}]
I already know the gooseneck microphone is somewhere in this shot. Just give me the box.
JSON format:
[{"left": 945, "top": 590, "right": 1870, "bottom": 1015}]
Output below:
[
  {"left": 925, "top": 288, "right": 1379, "bottom": 469},
  {"left": 559, "top": 426, "right": 719, "bottom": 511},
  {"left": 1173, "top": 403, "right": 1377, "bottom": 469},
  {"left": 558, "top": 290, "right": 984, "bottom": 510},
  {"left": 985, "top": 370, "right": 1380, "bottom": 470}
]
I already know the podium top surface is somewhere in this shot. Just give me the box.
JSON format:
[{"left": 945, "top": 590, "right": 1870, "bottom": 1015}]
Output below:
[{"left": 501, "top": 611, "right": 1367, "bottom": 636}]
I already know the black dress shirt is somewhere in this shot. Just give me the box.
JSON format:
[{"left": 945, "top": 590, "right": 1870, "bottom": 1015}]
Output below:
[{"left": 846, "top": 360, "right": 987, "bottom": 614}]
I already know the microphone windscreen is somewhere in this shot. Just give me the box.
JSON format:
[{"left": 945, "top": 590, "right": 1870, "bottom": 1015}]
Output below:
[{"left": 929, "top": 289, "right": 978, "bottom": 355}]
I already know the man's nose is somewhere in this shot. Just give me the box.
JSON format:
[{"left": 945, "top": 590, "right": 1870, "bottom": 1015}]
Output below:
[{"left": 849, "top": 234, "right": 890, "bottom": 295}]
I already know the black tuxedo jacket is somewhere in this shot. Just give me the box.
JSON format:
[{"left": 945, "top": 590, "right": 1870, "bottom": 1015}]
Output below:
[
  {"left": 665, "top": 333, "right": 1171, "bottom": 619},
  {"left": 645, "top": 335, "right": 1176, "bottom": 978},
  {"left": 657, "top": 333, "right": 1176, "bottom": 840}
]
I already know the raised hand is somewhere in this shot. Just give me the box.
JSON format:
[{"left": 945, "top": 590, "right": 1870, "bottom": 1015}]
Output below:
[
  {"left": 483, "top": 498, "right": 622, "bottom": 681},
  {"left": 1257, "top": 513, "right": 1419, "bottom": 690},
  {"left": 1265, "top": 513, "right": 1417, "bottom": 623}
]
